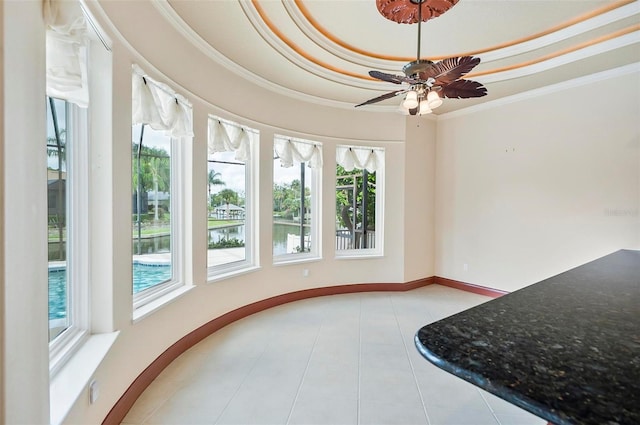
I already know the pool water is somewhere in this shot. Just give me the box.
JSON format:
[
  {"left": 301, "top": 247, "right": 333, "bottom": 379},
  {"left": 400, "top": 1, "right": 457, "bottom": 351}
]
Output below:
[{"left": 48, "top": 263, "right": 172, "bottom": 320}]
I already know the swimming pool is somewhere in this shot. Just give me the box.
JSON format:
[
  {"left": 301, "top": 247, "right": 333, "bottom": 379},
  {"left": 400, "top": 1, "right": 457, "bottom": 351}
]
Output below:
[{"left": 48, "top": 263, "right": 172, "bottom": 320}]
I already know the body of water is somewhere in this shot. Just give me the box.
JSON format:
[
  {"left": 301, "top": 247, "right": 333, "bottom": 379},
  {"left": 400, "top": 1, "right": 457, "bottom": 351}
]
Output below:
[
  {"left": 48, "top": 263, "right": 171, "bottom": 320},
  {"left": 49, "top": 223, "right": 307, "bottom": 320}
]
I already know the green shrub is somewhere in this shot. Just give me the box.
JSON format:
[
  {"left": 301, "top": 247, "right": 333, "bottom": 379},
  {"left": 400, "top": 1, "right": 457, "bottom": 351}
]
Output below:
[{"left": 208, "top": 237, "right": 245, "bottom": 249}]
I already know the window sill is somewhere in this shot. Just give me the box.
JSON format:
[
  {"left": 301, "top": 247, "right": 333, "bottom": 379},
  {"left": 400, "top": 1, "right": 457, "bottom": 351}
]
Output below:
[
  {"left": 335, "top": 252, "right": 384, "bottom": 260},
  {"left": 273, "top": 256, "right": 322, "bottom": 266},
  {"left": 207, "top": 265, "right": 261, "bottom": 284},
  {"left": 133, "top": 284, "right": 194, "bottom": 323},
  {"left": 50, "top": 331, "right": 120, "bottom": 425}
]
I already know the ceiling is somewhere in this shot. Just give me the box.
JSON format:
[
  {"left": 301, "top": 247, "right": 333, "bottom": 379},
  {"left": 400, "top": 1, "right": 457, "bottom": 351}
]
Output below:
[{"left": 152, "top": 0, "right": 639, "bottom": 115}]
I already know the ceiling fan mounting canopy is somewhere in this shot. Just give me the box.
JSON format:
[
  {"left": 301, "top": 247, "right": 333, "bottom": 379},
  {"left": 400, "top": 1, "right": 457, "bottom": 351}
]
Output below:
[{"left": 377, "top": 0, "right": 460, "bottom": 24}]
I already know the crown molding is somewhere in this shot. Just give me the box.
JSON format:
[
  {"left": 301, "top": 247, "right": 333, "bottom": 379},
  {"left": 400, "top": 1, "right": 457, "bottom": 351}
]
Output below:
[{"left": 438, "top": 62, "right": 640, "bottom": 121}]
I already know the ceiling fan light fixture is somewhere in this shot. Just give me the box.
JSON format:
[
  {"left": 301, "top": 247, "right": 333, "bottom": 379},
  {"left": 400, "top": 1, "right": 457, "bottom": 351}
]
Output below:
[
  {"left": 418, "top": 99, "right": 432, "bottom": 115},
  {"left": 402, "top": 90, "right": 419, "bottom": 109},
  {"left": 427, "top": 90, "right": 443, "bottom": 109}
]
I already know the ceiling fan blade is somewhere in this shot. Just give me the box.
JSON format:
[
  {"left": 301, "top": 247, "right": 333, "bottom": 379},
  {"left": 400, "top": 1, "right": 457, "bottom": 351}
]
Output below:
[
  {"left": 369, "top": 70, "right": 417, "bottom": 85},
  {"left": 418, "top": 56, "right": 481, "bottom": 85},
  {"left": 440, "top": 79, "right": 487, "bottom": 99},
  {"left": 355, "top": 89, "right": 406, "bottom": 107}
]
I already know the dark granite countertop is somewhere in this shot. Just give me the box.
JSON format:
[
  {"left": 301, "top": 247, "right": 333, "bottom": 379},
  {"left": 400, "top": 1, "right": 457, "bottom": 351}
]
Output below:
[{"left": 415, "top": 250, "right": 640, "bottom": 425}]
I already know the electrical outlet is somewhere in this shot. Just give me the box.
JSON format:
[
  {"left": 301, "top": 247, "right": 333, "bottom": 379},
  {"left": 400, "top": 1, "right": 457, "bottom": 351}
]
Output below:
[
  {"left": 463, "top": 263, "right": 469, "bottom": 272},
  {"left": 302, "top": 269, "right": 309, "bottom": 277}
]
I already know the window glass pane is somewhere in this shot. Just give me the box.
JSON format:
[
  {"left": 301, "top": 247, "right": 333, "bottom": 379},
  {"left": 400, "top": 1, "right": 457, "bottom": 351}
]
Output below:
[
  {"left": 132, "top": 124, "right": 172, "bottom": 293},
  {"left": 273, "top": 164, "right": 312, "bottom": 255},
  {"left": 273, "top": 142, "right": 317, "bottom": 257},
  {"left": 336, "top": 165, "right": 377, "bottom": 251},
  {"left": 47, "top": 97, "right": 69, "bottom": 342},
  {"left": 207, "top": 150, "right": 247, "bottom": 267}
]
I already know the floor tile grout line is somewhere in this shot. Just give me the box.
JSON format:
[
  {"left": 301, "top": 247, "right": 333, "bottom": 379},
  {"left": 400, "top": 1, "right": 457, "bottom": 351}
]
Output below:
[
  {"left": 285, "top": 319, "right": 323, "bottom": 425},
  {"left": 211, "top": 328, "right": 276, "bottom": 425},
  {"left": 133, "top": 378, "right": 183, "bottom": 424},
  {"left": 390, "top": 295, "right": 432, "bottom": 425},
  {"left": 478, "top": 389, "right": 503, "bottom": 425}
]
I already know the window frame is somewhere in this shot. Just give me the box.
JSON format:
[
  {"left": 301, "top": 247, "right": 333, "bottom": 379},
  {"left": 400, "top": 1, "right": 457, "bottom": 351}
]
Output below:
[
  {"left": 206, "top": 119, "right": 258, "bottom": 280},
  {"left": 334, "top": 145, "right": 385, "bottom": 259},
  {"left": 48, "top": 100, "right": 90, "bottom": 376},
  {"left": 272, "top": 136, "right": 322, "bottom": 264},
  {"left": 132, "top": 127, "right": 185, "bottom": 310}
]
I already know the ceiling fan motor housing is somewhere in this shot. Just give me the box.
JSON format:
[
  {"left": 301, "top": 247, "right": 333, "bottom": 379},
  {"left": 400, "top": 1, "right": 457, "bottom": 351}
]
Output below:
[{"left": 403, "top": 59, "right": 434, "bottom": 78}]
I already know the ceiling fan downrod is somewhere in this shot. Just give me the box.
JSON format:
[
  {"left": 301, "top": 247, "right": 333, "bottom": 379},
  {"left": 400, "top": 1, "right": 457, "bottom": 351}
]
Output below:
[{"left": 403, "top": 0, "right": 434, "bottom": 78}]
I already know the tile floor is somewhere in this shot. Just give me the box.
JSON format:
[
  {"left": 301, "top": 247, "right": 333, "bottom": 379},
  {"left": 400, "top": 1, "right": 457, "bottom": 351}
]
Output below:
[{"left": 122, "top": 285, "right": 546, "bottom": 425}]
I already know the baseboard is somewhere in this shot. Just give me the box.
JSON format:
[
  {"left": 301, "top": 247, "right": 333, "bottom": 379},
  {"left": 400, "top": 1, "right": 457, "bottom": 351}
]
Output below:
[
  {"left": 434, "top": 276, "right": 509, "bottom": 298},
  {"left": 102, "top": 277, "right": 434, "bottom": 424},
  {"left": 102, "top": 276, "right": 508, "bottom": 424}
]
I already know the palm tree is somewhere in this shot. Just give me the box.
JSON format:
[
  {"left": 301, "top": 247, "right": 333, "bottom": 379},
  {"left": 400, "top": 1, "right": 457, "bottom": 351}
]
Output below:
[{"left": 208, "top": 169, "right": 225, "bottom": 210}]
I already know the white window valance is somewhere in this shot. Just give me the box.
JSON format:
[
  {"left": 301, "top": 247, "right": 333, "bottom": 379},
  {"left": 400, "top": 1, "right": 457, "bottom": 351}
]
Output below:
[
  {"left": 336, "top": 146, "right": 383, "bottom": 172},
  {"left": 274, "top": 137, "right": 322, "bottom": 169},
  {"left": 44, "top": 0, "right": 89, "bottom": 107},
  {"left": 132, "top": 64, "right": 193, "bottom": 138},
  {"left": 207, "top": 117, "right": 251, "bottom": 162}
]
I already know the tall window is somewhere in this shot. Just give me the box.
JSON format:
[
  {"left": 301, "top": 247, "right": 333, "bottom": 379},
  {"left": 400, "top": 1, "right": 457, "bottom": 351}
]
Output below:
[
  {"left": 132, "top": 65, "right": 192, "bottom": 308},
  {"left": 335, "top": 146, "right": 384, "bottom": 255},
  {"left": 131, "top": 124, "right": 175, "bottom": 298},
  {"left": 207, "top": 117, "right": 256, "bottom": 276},
  {"left": 45, "top": 0, "right": 92, "bottom": 372},
  {"left": 273, "top": 136, "right": 322, "bottom": 261},
  {"left": 46, "top": 97, "right": 86, "bottom": 341}
]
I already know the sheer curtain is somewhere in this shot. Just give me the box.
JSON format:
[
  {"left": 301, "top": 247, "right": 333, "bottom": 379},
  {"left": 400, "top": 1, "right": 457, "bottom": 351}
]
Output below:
[
  {"left": 274, "top": 137, "right": 323, "bottom": 168},
  {"left": 207, "top": 117, "right": 251, "bottom": 161},
  {"left": 336, "top": 146, "right": 383, "bottom": 172},
  {"left": 132, "top": 64, "right": 193, "bottom": 137},
  {"left": 44, "top": 0, "right": 89, "bottom": 107}
]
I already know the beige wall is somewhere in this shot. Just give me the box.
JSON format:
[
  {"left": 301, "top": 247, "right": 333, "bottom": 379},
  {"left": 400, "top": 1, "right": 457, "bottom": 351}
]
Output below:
[
  {"left": 63, "top": 2, "right": 420, "bottom": 424},
  {"left": 1, "top": 1, "right": 50, "bottom": 423},
  {"left": 0, "top": 1, "right": 4, "bottom": 422},
  {"left": 403, "top": 118, "right": 437, "bottom": 281},
  {"left": 1, "top": 0, "right": 637, "bottom": 423},
  {"left": 435, "top": 73, "right": 640, "bottom": 292}
]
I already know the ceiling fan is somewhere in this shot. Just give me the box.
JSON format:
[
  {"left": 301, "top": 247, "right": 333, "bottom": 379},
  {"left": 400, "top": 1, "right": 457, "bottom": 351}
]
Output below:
[{"left": 356, "top": 0, "right": 487, "bottom": 115}]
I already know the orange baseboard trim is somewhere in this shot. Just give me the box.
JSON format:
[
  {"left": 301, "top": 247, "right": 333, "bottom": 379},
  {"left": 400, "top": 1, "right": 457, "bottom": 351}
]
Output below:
[
  {"left": 102, "top": 277, "right": 434, "bottom": 424},
  {"left": 435, "top": 276, "right": 509, "bottom": 298},
  {"left": 102, "top": 276, "right": 508, "bottom": 424}
]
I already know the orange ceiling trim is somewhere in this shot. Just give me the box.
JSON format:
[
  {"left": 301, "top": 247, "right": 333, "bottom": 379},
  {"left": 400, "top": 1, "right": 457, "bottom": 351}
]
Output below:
[
  {"left": 467, "top": 24, "right": 640, "bottom": 78},
  {"left": 250, "top": 0, "right": 375, "bottom": 81},
  {"left": 294, "top": 0, "right": 636, "bottom": 62},
  {"left": 251, "top": 0, "right": 637, "bottom": 84}
]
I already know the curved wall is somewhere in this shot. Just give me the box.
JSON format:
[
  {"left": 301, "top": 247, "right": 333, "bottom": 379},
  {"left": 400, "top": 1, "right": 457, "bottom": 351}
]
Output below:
[{"left": 60, "top": 2, "right": 437, "bottom": 424}]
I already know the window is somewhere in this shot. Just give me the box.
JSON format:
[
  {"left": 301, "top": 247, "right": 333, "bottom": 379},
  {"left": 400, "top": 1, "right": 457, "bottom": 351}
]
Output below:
[
  {"left": 47, "top": 98, "right": 89, "bottom": 353},
  {"left": 132, "top": 124, "right": 179, "bottom": 302},
  {"left": 131, "top": 65, "right": 192, "bottom": 308},
  {"left": 207, "top": 117, "right": 257, "bottom": 277},
  {"left": 273, "top": 136, "right": 322, "bottom": 262},
  {"left": 45, "top": 0, "right": 92, "bottom": 374},
  {"left": 335, "top": 146, "right": 384, "bottom": 256}
]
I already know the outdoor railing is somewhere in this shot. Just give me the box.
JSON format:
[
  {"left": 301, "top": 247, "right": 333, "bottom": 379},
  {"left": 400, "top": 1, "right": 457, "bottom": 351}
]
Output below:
[{"left": 335, "top": 229, "right": 375, "bottom": 250}]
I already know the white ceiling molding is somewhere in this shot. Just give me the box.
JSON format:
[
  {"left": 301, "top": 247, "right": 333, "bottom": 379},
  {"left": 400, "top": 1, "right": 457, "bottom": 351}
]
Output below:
[
  {"left": 134, "top": 0, "right": 638, "bottom": 113},
  {"left": 280, "top": 1, "right": 402, "bottom": 71},
  {"left": 475, "top": 31, "right": 640, "bottom": 85},
  {"left": 150, "top": 0, "right": 370, "bottom": 109},
  {"left": 479, "top": 2, "right": 639, "bottom": 63},
  {"left": 281, "top": 0, "right": 639, "bottom": 67},
  {"left": 439, "top": 62, "right": 640, "bottom": 121},
  {"left": 237, "top": 0, "right": 385, "bottom": 90}
]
